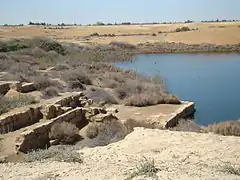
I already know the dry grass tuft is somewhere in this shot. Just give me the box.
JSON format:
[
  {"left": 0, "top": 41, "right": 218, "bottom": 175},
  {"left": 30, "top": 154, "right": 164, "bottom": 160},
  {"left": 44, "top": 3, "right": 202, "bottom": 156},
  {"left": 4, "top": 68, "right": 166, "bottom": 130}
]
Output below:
[
  {"left": 127, "top": 157, "right": 159, "bottom": 179},
  {"left": 85, "top": 123, "right": 99, "bottom": 139},
  {"left": 85, "top": 87, "right": 118, "bottom": 105},
  {"left": 49, "top": 122, "right": 81, "bottom": 145},
  {"left": 79, "top": 119, "right": 129, "bottom": 147},
  {"left": 220, "top": 163, "right": 240, "bottom": 176},
  {"left": 170, "top": 119, "right": 201, "bottom": 132},
  {"left": 109, "top": 41, "right": 136, "bottom": 49},
  {"left": 0, "top": 94, "right": 37, "bottom": 114},
  {"left": 42, "top": 86, "right": 60, "bottom": 98},
  {"left": 203, "top": 120, "right": 240, "bottom": 136},
  {"left": 115, "top": 77, "right": 180, "bottom": 107},
  {"left": 24, "top": 145, "right": 83, "bottom": 163}
]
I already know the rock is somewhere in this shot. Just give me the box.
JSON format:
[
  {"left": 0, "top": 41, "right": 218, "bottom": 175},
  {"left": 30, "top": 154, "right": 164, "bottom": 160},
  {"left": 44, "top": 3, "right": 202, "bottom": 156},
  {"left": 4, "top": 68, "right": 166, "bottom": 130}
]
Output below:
[
  {"left": 106, "top": 107, "right": 119, "bottom": 114},
  {"left": 61, "top": 107, "right": 72, "bottom": 113},
  {"left": 45, "top": 105, "right": 57, "bottom": 119},
  {"left": 69, "top": 101, "right": 77, "bottom": 108},
  {"left": 50, "top": 139, "right": 60, "bottom": 146},
  {"left": 91, "top": 113, "right": 118, "bottom": 122},
  {"left": 89, "top": 107, "right": 107, "bottom": 116},
  {"left": 21, "top": 83, "right": 36, "bottom": 93},
  {"left": 87, "top": 99, "right": 93, "bottom": 105},
  {"left": 9, "top": 81, "right": 22, "bottom": 92},
  {"left": 0, "top": 156, "right": 7, "bottom": 163}
]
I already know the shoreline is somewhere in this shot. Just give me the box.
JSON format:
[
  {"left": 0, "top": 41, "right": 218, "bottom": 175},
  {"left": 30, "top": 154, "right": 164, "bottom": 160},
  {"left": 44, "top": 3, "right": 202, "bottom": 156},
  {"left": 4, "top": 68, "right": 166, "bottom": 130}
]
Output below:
[{"left": 134, "top": 42, "right": 240, "bottom": 55}]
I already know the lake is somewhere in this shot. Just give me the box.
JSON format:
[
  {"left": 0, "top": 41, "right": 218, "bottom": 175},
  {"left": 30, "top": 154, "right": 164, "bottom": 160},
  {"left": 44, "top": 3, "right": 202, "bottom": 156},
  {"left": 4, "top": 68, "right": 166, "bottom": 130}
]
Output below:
[{"left": 115, "top": 53, "right": 240, "bottom": 126}]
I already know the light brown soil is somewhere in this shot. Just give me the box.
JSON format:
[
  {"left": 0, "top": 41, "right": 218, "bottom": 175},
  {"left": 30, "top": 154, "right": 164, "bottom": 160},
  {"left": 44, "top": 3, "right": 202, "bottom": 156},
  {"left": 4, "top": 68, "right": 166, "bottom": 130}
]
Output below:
[
  {"left": 1, "top": 128, "right": 240, "bottom": 180},
  {"left": 1, "top": 22, "right": 240, "bottom": 45}
]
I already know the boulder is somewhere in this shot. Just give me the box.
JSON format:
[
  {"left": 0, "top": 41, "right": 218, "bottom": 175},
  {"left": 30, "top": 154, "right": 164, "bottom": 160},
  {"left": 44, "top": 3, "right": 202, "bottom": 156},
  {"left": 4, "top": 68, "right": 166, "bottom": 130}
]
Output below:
[
  {"left": 91, "top": 113, "right": 118, "bottom": 122},
  {"left": 21, "top": 83, "right": 36, "bottom": 93},
  {"left": 106, "top": 107, "right": 119, "bottom": 114},
  {"left": 89, "top": 107, "right": 107, "bottom": 116}
]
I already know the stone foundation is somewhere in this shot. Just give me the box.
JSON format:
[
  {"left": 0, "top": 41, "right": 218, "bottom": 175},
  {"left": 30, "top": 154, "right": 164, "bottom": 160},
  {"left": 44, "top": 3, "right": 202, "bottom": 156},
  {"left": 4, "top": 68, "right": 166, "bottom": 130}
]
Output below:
[
  {"left": 15, "top": 107, "right": 88, "bottom": 153},
  {"left": 0, "top": 106, "right": 42, "bottom": 134}
]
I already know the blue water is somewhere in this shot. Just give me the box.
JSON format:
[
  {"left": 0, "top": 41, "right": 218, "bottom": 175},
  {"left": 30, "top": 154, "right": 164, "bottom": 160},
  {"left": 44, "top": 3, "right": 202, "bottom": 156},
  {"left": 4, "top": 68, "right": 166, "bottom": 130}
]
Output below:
[{"left": 115, "top": 53, "right": 240, "bottom": 126}]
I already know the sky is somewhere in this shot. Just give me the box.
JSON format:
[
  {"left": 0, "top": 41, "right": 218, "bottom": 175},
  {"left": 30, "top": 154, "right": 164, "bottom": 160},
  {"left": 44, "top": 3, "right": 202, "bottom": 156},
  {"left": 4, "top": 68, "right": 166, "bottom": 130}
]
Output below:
[{"left": 0, "top": 0, "right": 239, "bottom": 25}]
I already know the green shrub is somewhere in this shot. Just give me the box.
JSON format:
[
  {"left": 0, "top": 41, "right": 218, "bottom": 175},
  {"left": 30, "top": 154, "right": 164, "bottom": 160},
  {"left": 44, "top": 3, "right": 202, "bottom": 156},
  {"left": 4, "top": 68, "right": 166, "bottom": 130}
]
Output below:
[
  {"left": 30, "top": 37, "right": 66, "bottom": 55},
  {"left": 0, "top": 39, "right": 29, "bottom": 52},
  {"left": 175, "top": 26, "right": 191, "bottom": 32}
]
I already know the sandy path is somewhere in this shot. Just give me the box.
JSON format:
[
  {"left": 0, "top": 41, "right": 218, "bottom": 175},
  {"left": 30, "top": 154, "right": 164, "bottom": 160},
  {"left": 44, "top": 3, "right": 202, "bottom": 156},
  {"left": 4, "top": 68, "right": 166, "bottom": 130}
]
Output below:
[{"left": 1, "top": 128, "right": 240, "bottom": 180}]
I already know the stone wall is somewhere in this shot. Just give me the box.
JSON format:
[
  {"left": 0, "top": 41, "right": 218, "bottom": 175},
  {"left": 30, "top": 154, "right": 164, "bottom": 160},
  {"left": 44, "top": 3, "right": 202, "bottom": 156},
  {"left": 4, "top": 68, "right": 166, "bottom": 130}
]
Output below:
[
  {"left": 0, "top": 106, "right": 42, "bottom": 134},
  {"left": 0, "top": 92, "right": 88, "bottom": 134},
  {"left": 15, "top": 107, "right": 88, "bottom": 153},
  {"left": 165, "top": 101, "right": 195, "bottom": 128}
]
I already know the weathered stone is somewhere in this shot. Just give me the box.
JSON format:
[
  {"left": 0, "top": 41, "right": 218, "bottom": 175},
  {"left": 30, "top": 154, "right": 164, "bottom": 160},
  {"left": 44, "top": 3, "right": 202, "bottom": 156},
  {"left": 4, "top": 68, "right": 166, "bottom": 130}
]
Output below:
[
  {"left": 89, "top": 107, "right": 107, "bottom": 116},
  {"left": 87, "top": 99, "right": 93, "bottom": 105},
  {"left": 165, "top": 101, "right": 195, "bottom": 128},
  {"left": 45, "top": 105, "right": 57, "bottom": 119},
  {"left": 9, "top": 81, "right": 22, "bottom": 92},
  {"left": 69, "top": 101, "right": 77, "bottom": 108},
  {"left": 91, "top": 113, "right": 118, "bottom": 122},
  {"left": 50, "top": 139, "right": 60, "bottom": 146},
  {"left": 0, "top": 106, "right": 42, "bottom": 134},
  {"left": 61, "top": 107, "right": 72, "bottom": 113},
  {"left": 0, "top": 82, "right": 10, "bottom": 95},
  {"left": 61, "top": 109, "right": 76, "bottom": 122},
  {"left": 0, "top": 156, "right": 7, "bottom": 163},
  {"left": 80, "top": 100, "right": 87, "bottom": 107},
  {"left": 21, "top": 83, "right": 36, "bottom": 93},
  {"left": 106, "top": 107, "right": 119, "bottom": 114},
  {"left": 15, "top": 107, "right": 87, "bottom": 153}
]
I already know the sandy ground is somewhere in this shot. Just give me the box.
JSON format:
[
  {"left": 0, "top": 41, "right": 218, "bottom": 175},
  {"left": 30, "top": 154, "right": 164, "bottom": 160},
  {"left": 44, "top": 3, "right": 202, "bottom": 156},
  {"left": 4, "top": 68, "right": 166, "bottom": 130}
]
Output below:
[
  {"left": 1, "top": 22, "right": 240, "bottom": 45},
  {"left": 1, "top": 128, "right": 240, "bottom": 180}
]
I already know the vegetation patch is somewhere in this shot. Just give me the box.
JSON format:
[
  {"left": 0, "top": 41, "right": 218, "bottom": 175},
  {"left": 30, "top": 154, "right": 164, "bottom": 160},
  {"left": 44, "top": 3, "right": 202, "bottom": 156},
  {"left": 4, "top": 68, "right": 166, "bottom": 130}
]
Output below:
[
  {"left": 220, "top": 163, "right": 240, "bottom": 176},
  {"left": 203, "top": 120, "right": 240, "bottom": 136},
  {"left": 24, "top": 145, "right": 83, "bottom": 163},
  {"left": 126, "top": 157, "right": 160, "bottom": 179},
  {"left": 0, "top": 37, "right": 180, "bottom": 107},
  {"left": 0, "top": 94, "right": 37, "bottom": 115},
  {"left": 170, "top": 119, "right": 202, "bottom": 132},
  {"left": 49, "top": 122, "right": 81, "bottom": 145},
  {"left": 175, "top": 26, "right": 191, "bottom": 32}
]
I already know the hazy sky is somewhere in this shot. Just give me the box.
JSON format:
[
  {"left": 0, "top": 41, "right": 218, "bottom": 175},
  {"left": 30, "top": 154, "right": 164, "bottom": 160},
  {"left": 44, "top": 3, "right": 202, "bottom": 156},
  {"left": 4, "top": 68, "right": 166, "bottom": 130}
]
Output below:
[{"left": 0, "top": 0, "right": 239, "bottom": 25}]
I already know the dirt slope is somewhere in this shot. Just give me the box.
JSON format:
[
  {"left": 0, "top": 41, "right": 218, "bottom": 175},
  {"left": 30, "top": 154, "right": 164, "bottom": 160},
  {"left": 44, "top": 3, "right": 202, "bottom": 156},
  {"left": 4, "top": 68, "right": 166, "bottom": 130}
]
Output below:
[{"left": 1, "top": 128, "right": 240, "bottom": 180}]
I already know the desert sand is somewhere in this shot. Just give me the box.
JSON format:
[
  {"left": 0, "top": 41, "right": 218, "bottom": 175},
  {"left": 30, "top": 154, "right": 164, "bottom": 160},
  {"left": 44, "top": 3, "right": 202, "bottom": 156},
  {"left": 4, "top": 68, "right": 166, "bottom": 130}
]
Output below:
[{"left": 1, "top": 22, "right": 240, "bottom": 45}]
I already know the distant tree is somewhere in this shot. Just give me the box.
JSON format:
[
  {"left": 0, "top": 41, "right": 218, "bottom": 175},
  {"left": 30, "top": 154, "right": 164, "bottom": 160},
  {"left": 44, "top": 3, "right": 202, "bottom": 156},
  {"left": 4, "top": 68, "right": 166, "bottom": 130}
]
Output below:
[
  {"left": 121, "top": 22, "right": 131, "bottom": 25},
  {"left": 185, "top": 20, "right": 194, "bottom": 23},
  {"left": 29, "top": 21, "right": 34, "bottom": 25},
  {"left": 3, "top": 24, "right": 8, "bottom": 26},
  {"left": 96, "top": 21, "right": 105, "bottom": 26}
]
